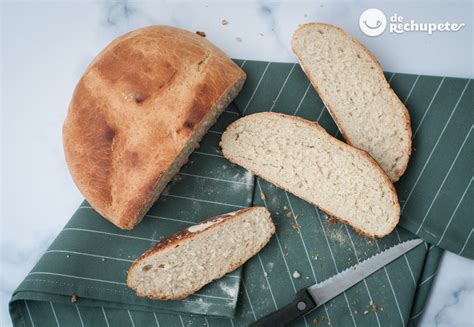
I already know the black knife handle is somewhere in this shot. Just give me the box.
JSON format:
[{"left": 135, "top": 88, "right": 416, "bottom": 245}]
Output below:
[{"left": 249, "top": 288, "right": 317, "bottom": 327}]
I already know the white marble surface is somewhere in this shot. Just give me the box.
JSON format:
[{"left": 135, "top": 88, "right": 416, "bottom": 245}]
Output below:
[{"left": 1, "top": 1, "right": 473, "bottom": 326}]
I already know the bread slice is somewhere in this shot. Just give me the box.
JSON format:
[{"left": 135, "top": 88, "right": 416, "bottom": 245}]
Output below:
[
  {"left": 63, "top": 26, "right": 246, "bottom": 229},
  {"left": 127, "top": 207, "right": 275, "bottom": 300},
  {"left": 291, "top": 23, "right": 411, "bottom": 182},
  {"left": 220, "top": 113, "right": 399, "bottom": 238}
]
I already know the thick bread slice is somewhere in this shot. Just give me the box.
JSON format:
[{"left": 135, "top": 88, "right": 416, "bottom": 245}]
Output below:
[
  {"left": 220, "top": 113, "right": 399, "bottom": 238},
  {"left": 127, "top": 207, "right": 275, "bottom": 300},
  {"left": 63, "top": 26, "right": 246, "bottom": 229},
  {"left": 291, "top": 23, "right": 411, "bottom": 182}
]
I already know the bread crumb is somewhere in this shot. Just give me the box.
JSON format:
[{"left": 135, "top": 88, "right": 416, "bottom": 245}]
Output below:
[
  {"left": 196, "top": 31, "right": 206, "bottom": 37},
  {"left": 286, "top": 211, "right": 292, "bottom": 218},
  {"left": 264, "top": 272, "right": 268, "bottom": 277},
  {"left": 235, "top": 37, "right": 242, "bottom": 42},
  {"left": 354, "top": 309, "right": 358, "bottom": 314},
  {"left": 314, "top": 254, "right": 319, "bottom": 260},
  {"left": 370, "top": 304, "right": 378, "bottom": 312},
  {"left": 71, "top": 295, "right": 78, "bottom": 303},
  {"left": 364, "top": 310, "right": 369, "bottom": 315},
  {"left": 292, "top": 223, "right": 300, "bottom": 229},
  {"left": 292, "top": 271, "right": 301, "bottom": 279},
  {"left": 312, "top": 316, "right": 325, "bottom": 324},
  {"left": 101, "top": 257, "right": 105, "bottom": 262},
  {"left": 221, "top": 19, "right": 228, "bottom": 25},
  {"left": 326, "top": 216, "right": 338, "bottom": 225},
  {"left": 260, "top": 192, "right": 266, "bottom": 201}
]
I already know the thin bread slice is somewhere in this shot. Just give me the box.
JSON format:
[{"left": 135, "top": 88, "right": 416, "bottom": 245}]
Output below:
[
  {"left": 127, "top": 207, "right": 275, "bottom": 300},
  {"left": 291, "top": 23, "right": 411, "bottom": 182},
  {"left": 220, "top": 113, "right": 399, "bottom": 238}
]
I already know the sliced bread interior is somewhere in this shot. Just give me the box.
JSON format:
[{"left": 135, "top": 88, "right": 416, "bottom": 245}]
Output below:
[
  {"left": 127, "top": 207, "right": 275, "bottom": 300},
  {"left": 220, "top": 113, "right": 399, "bottom": 238},
  {"left": 291, "top": 23, "right": 411, "bottom": 182}
]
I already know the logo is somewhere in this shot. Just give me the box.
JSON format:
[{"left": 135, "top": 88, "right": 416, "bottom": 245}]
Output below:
[
  {"left": 359, "top": 8, "right": 387, "bottom": 37},
  {"left": 389, "top": 14, "right": 465, "bottom": 35},
  {"left": 359, "top": 8, "right": 465, "bottom": 37}
]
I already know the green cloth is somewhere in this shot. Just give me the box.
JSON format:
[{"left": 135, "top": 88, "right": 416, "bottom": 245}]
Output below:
[
  {"left": 10, "top": 59, "right": 472, "bottom": 326},
  {"left": 233, "top": 60, "right": 472, "bottom": 258}
]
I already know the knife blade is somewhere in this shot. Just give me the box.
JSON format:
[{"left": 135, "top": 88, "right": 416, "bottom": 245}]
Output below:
[{"left": 250, "top": 238, "right": 423, "bottom": 327}]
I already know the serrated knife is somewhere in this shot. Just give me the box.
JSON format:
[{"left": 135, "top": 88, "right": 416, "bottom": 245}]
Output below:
[{"left": 250, "top": 238, "right": 423, "bottom": 327}]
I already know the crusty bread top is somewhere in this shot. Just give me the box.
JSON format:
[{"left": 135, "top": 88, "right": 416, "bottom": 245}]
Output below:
[
  {"left": 63, "top": 26, "right": 245, "bottom": 229},
  {"left": 291, "top": 23, "right": 412, "bottom": 182}
]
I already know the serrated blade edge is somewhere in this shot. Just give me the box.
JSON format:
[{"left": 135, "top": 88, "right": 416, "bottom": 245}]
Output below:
[{"left": 308, "top": 238, "right": 423, "bottom": 307}]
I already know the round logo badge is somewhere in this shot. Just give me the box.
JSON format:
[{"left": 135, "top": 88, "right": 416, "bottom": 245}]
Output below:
[{"left": 359, "top": 8, "right": 387, "bottom": 37}]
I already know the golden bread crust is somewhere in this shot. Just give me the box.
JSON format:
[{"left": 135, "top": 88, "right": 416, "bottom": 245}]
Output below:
[{"left": 63, "top": 26, "right": 246, "bottom": 229}]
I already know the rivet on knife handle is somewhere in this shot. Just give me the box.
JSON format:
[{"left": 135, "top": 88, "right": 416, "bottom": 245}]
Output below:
[{"left": 249, "top": 288, "right": 317, "bottom": 327}]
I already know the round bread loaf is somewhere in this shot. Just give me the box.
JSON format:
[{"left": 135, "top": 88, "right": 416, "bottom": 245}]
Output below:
[{"left": 63, "top": 26, "right": 246, "bottom": 229}]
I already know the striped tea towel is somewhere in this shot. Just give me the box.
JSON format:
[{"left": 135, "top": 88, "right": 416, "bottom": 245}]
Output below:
[{"left": 10, "top": 59, "right": 472, "bottom": 326}]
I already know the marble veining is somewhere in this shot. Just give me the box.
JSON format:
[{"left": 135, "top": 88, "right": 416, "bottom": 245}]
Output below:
[{"left": 1, "top": 1, "right": 472, "bottom": 326}]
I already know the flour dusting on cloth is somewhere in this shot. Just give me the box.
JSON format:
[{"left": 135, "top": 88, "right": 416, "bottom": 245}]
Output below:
[{"left": 188, "top": 218, "right": 224, "bottom": 233}]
